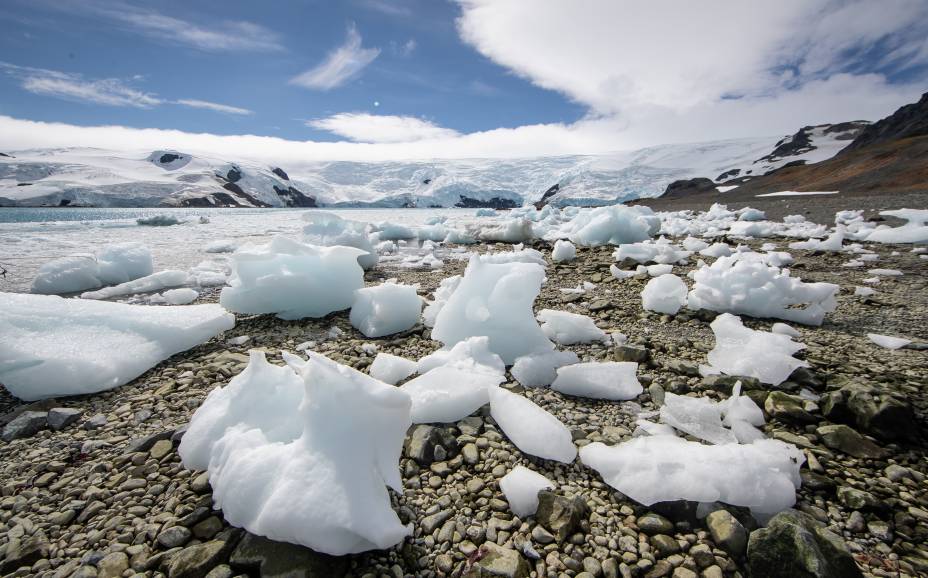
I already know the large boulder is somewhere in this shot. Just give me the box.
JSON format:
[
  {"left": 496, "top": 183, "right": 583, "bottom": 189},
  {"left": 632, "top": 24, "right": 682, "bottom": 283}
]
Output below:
[
  {"left": 229, "top": 532, "right": 348, "bottom": 577},
  {"left": 662, "top": 178, "right": 718, "bottom": 199},
  {"left": 816, "top": 424, "right": 887, "bottom": 459},
  {"left": 535, "top": 491, "right": 588, "bottom": 542},
  {"left": 820, "top": 382, "right": 918, "bottom": 442},
  {"left": 404, "top": 424, "right": 460, "bottom": 466},
  {"left": 747, "top": 509, "right": 863, "bottom": 578},
  {"left": 464, "top": 543, "right": 530, "bottom": 578}
]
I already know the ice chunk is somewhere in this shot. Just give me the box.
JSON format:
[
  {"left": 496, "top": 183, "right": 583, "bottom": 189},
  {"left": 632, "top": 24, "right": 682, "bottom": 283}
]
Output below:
[
  {"left": 303, "top": 211, "right": 377, "bottom": 270},
  {"left": 788, "top": 226, "right": 845, "bottom": 252},
  {"left": 431, "top": 255, "right": 553, "bottom": 364},
  {"left": 350, "top": 283, "right": 422, "bottom": 338},
  {"left": 537, "top": 309, "right": 608, "bottom": 345},
  {"left": 867, "top": 333, "right": 911, "bottom": 349},
  {"left": 699, "top": 243, "right": 732, "bottom": 258},
  {"left": 417, "top": 336, "right": 505, "bottom": 376},
  {"left": 613, "top": 238, "right": 691, "bottom": 264},
  {"left": 422, "top": 275, "right": 462, "bottom": 328},
  {"left": 660, "top": 393, "right": 737, "bottom": 445},
  {"left": 867, "top": 268, "right": 902, "bottom": 276},
  {"left": 770, "top": 323, "right": 801, "bottom": 338},
  {"left": 682, "top": 237, "right": 709, "bottom": 252},
  {"left": 688, "top": 256, "right": 838, "bottom": 325},
  {"left": 551, "top": 362, "right": 642, "bottom": 400},
  {"left": 137, "top": 214, "right": 181, "bottom": 226},
  {"left": 475, "top": 208, "right": 497, "bottom": 217},
  {"left": 564, "top": 205, "right": 660, "bottom": 246},
  {"left": 499, "top": 466, "right": 554, "bottom": 518},
  {"left": 641, "top": 274, "right": 687, "bottom": 314},
  {"left": 609, "top": 265, "right": 636, "bottom": 280},
  {"left": 80, "top": 270, "right": 189, "bottom": 300},
  {"left": 703, "top": 313, "right": 808, "bottom": 386},
  {"left": 479, "top": 218, "right": 534, "bottom": 243},
  {"left": 864, "top": 209, "right": 928, "bottom": 244},
  {"left": 369, "top": 353, "right": 417, "bottom": 385},
  {"left": 580, "top": 436, "right": 804, "bottom": 515},
  {"left": 511, "top": 350, "right": 579, "bottom": 388},
  {"left": 854, "top": 286, "right": 875, "bottom": 297},
  {"left": 0, "top": 293, "right": 234, "bottom": 400},
  {"left": 204, "top": 240, "right": 238, "bottom": 253},
  {"left": 162, "top": 288, "right": 199, "bottom": 305},
  {"left": 220, "top": 237, "right": 364, "bottom": 320},
  {"left": 479, "top": 247, "right": 547, "bottom": 266},
  {"left": 488, "top": 388, "right": 576, "bottom": 463},
  {"left": 179, "top": 351, "right": 412, "bottom": 555},
  {"left": 374, "top": 222, "right": 416, "bottom": 240},
  {"left": 552, "top": 239, "right": 576, "bottom": 262},
  {"left": 31, "top": 243, "right": 154, "bottom": 295},
  {"left": 399, "top": 365, "right": 504, "bottom": 423}
]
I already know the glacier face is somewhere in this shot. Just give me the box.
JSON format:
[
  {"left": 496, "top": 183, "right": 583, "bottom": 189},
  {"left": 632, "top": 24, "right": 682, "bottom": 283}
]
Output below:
[{"left": 0, "top": 125, "right": 861, "bottom": 208}]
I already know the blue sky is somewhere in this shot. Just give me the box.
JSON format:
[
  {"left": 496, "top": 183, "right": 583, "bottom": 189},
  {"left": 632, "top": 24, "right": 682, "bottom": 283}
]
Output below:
[
  {"left": 0, "top": 0, "right": 925, "bottom": 160},
  {"left": 0, "top": 0, "right": 584, "bottom": 140}
]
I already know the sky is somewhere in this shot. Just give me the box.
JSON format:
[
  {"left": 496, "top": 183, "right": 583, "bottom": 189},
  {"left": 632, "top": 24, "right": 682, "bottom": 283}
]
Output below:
[{"left": 0, "top": 0, "right": 926, "bottom": 161}]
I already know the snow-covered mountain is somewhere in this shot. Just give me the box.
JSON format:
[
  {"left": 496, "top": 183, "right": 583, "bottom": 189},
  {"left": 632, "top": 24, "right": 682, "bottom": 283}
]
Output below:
[{"left": 0, "top": 122, "right": 866, "bottom": 208}]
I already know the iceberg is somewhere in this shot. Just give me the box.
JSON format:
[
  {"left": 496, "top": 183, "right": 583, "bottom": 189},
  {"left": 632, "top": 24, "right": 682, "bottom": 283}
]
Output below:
[
  {"left": 0, "top": 292, "right": 234, "bottom": 400},
  {"left": 431, "top": 254, "right": 554, "bottom": 364},
  {"left": 537, "top": 309, "right": 608, "bottom": 345},
  {"left": 350, "top": 283, "right": 422, "bottom": 338},
  {"left": 303, "top": 211, "right": 378, "bottom": 270},
  {"left": 551, "top": 239, "right": 576, "bottom": 262},
  {"left": 511, "top": 350, "right": 579, "bottom": 388},
  {"left": 80, "top": 270, "right": 190, "bottom": 300},
  {"left": 563, "top": 205, "right": 660, "bottom": 246},
  {"left": 179, "top": 351, "right": 412, "bottom": 555},
  {"left": 31, "top": 243, "right": 154, "bottom": 295},
  {"left": 220, "top": 236, "right": 365, "bottom": 320},
  {"left": 399, "top": 365, "right": 504, "bottom": 423},
  {"left": 703, "top": 313, "right": 808, "bottom": 385},
  {"left": 551, "top": 362, "right": 642, "bottom": 400}
]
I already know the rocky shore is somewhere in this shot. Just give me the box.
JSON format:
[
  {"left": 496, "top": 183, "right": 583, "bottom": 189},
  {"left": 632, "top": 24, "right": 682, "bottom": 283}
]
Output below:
[{"left": 1, "top": 234, "right": 926, "bottom": 578}]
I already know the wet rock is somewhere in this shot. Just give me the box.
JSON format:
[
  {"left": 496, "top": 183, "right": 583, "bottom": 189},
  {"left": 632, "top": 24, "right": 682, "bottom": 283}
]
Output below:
[
  {"left": 706, "top": 510, "right": 747, "bottom": 557},
  {"left": 837, "top": 487, "right": 883, "bottom": 511},
  {"left": 1, "top": 411, "right": 48, "bottom": 442},
  {"left": 765, "top": 391, "right": 816, "bottom": 424},
  {"left": 699, "top": 374, "right": 761, "bottom": 395},
  {"left": 820, "top": 383, "right": 918, "bottom": 441},
  {"left": 125, "top": 429, "right": 175, "bottom": 453},
  {"left": 614, "top": 345, "right": 649, "bottom": 363},
  {"left": 816, "top": 424, "right": 887, "bottom": 459},
  {"left": 746, "top": 509, "right": 862, "bottom": 578},
  {"left": 405, "top": 424, "right": 460, "bottom": 466},
  {"left": 638, "top": 513, "right": 674, "bottom": 535},
  {"left": 229, "top": 532, "right": 348, "bottom": 578},
  {"left": 46, "top": 407, "right": 82, "bottom": 430},
  {"left": 0, "top": 532, "right": 50, "bottom": 574},
  {"left": 158, "top": 526, "right": 193, "bottom": 549},
  {"left": 535, "top": 491, "right": 588, "bottom": 542},
  {"left": 465, "top": 542, "right": 530, "bottom": 578},
  {"left": 167, "top": 531, "right": 239, "bottom": 578},
  {"left": 97, "top": 552, "right": 129, "bottom": 578}
]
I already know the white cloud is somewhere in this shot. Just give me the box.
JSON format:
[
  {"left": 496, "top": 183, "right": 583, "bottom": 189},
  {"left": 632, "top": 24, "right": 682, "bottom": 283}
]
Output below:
[
  {"left": 308, "top": 113, "right": 460, "bottom": 143},
  {"left": 0, "top": 62, "right": 161, "bottom": 108},
  {"left": 176, "top": 99, "right": 253, "bottom": 115},
  {"left": 291, "top": 24, "right": 380, "bottom": 90},
  {"left": 71, "top": 1, "right": 284, "bottom": 52}
]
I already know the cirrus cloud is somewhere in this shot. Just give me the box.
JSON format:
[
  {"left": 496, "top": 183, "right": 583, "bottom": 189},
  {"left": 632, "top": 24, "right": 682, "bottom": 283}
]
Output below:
[
  {"left": 308, "top": 113, "right": 460, "bottom": 143},
  {"left": 290, "top": 24, "right": 380, "bottom": 90}
]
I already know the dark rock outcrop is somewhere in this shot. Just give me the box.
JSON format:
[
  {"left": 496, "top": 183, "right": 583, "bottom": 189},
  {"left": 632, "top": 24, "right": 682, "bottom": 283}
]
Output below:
[
  {"left": 820, "top": 381, "right": 918, "bottom": 442},
  {"left": 225, "top": 166, "right": 242, "bottom": 183},
  {"left": 273, "top": 185, "right": 317, "bottom": 207},
  {"left": 662, "top": 178, "right": 718, "bottom": 199},
  {"left": 159, "top": 153, "right": 183, "bottom": 164},
  {"left": 455, "top": 195, "right": 518, "bottom": 209},
  {"left": 271, "top": 167, "right": 290, "bottom": 180},
  {"left": 229, "top": 532, "right": 348, "bottom": 578},
  {"left": 842, "top": 92, "right": 928, "bottom": 153},
  {"left": 533, "top": 183, "right": 560, "bottom": 209}
]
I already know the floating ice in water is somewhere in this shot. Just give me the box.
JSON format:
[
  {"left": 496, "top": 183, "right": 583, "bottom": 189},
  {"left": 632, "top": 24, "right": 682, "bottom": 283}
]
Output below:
[
  {"left": 788, "top": 226, "right": 845, "bottom": 252},
  {"left": 511, "top": 350, "right": 580, "bottom": 388},
  {"left": 613, "top": 238, "right": 691, "bottom": 264},
  {"left": 443, "top": 228, "right": 477, "bottom": 244},
  {"left": 220, "top": 236, "right": 364, "bottom": 320},
  {"left": 552, "top": 239, "right": 576, "bottom": 262},
  {"left": 422, "top": 275, "right": 461, "bottom": 328},
  {"left": 867, "top": 333, "right": 912, "bottom": 349},
  {"left": 350, "top": 283, "right": 422, "bottom": 338},
  {"left": 537, "top": 309, "right": 607, "bottom": 345},
  {"left": 81, "top": 270, "right": 189, "bottom": 300},
  {"left": 417, "top": 336, "right": 506, "bottom": 376},
  {"left": 188, "top": 258, "right": 231, "bottom": 287},
  {"left": 499, "top": 466, "right": 555, "bottom": 518},
  {"left": 31, "top": 243, "right": 154, "bottom": 295},
  {"left": 867, "top": 268, "right": 902, "bottom": 276},
  {"left": 563, "top": 205, "right": 660, "bottom": 247},
  {"left": 660, "top": 393, "right": 737, "bottom": 445},
  {"left": 204, "top": 240, "right": 238, "bottom": 253},
  {"left": 475, "top": 208, "right": 497, "bottom": 217},
  {"left": 431, "top": 254, "right": 553, "bottom": 364},
  {"left": 702, "top": 313, "right": 808, "bottom": 386},
  {"left": 641, "top": 274, "right": 688, "bottom": 314},
  {"left": 770, "top": 322, "right": 801, "bottom": 338},
  {"left": 688, "top": 255, "right": 838, "bottom": 325},
  {"left": 699, "top": 243, "right": 733, "bottom": 258},
  {"left": 374, "top": 222, "right": 416, "bottom": 240},
  {"left": 178, "top": 351, "right": 412, "bottom": 555},
  {"left": 488, "top": 387, "right": 577, "bottom": 463},
  {"left": 0, "top": 292, "right": 234, "bottom": 400},
  {"left": 162, "top": 288, "right": 199, "bottom": 305},
  {"left": 303, "top": 211, "right": 377, "bottom": 270},
  {"left": 479, "top": 218, "right": 534, "bottom": 243},
  {"left": 368, "top": 353, "right": 417, "bottom": 385},
  {"left": 580, "top": 436, "right": 804, "bottom": 516},
  {"left": 739, "top": 208, "right": 766, "bottom": 221},
  {"left": 137, "top": 214, "right": 182, "bottom": 226},
  {"left": 864, "top": 209, "right": 928, "bottom": 244},
  {"left": 551, "top": 362, "right": 642, "bottom": 400},
  {"left": 854, "top": 286, "right": 876, "bottom": 297}
]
